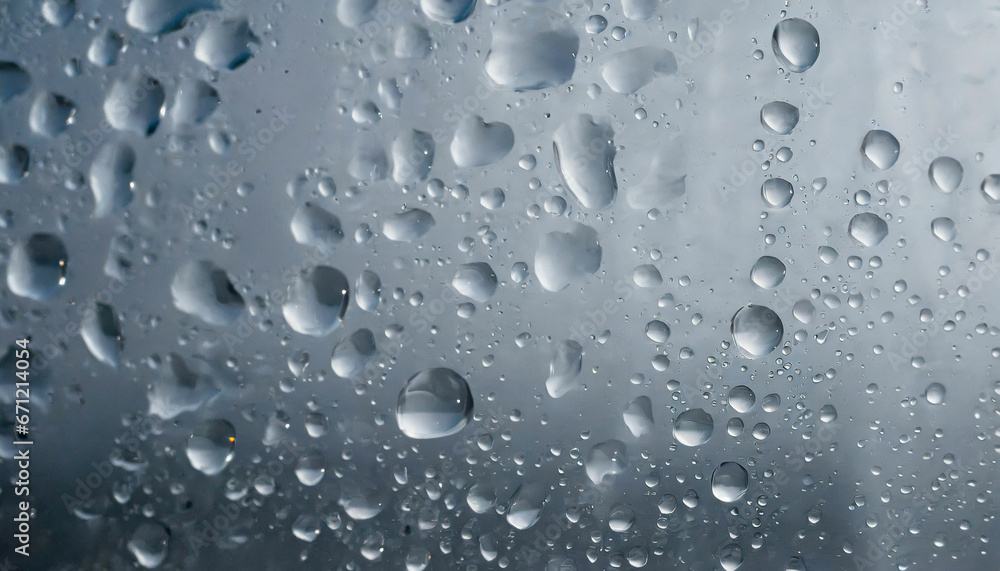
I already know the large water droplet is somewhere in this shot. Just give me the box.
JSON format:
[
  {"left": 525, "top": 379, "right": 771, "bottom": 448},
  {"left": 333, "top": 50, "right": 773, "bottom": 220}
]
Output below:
[
  {"left": 760, "top": 101, "right": 799, "bottom": 135},
  {"left": 720, "top": 543, "right": 744, "bottom": 571},
  {"left": 585, "top": 439, "right": 628, "bottom": 484},
  {"left": 553, "top": 114, "right": 617, "bottom": 209},
  {"left": 355, "top": 270, "right": 381, "bottom": 312},
  {"left": 534, "top": 222, "right": 602, "bottom": 292},
  {"left": 420, "top": 0, "right": 476, "bottom": 23},
  {"left": 506, "top": 481, "right": 548, "bottom": 530},
  {"left": 0, "top": 62, "right": 31, "bottom": 105},
  {"left": 89, "top": 141, "right": 136, "bottom": 217},
  {"left": 0, "top": 144, "right": 30, "bottom": 184},
  {"left": 981, "top": 174, "right": 1000, "bottom": 204},
  {"left": 171, "top": 260, "right": 244, "bottom": 326},
  {"left": 42, "top": 0, "right": 77, "bottom": 26},
  {"left": 728, "top": 385, "right": 756, "bottom": 413},
  {"left": 88, "top": 29, "right": 124, "bottom": 67},
  {"left": 127, "top": 521, "right": 170, "bottom": 568},
  {"left": 396, "top": 368, "right": 474, "bottom": 439},
  {"left": 600, "top": 47, "right": 676, "bottom": 94},
  {"left": 392, "top": 129, "right": 435, "bottom": 184},
  {"left": 383, "top": 208, "right": 435, "bottom": 241},
  {"left": 623, "top": 396, "right": 654, "bottom": 437},
  {"left": 750, "top": 256, "right": 786, "bottom": 289},
  {"left": 484, "top": 13, "right": 578, "bottom": 91},
  {"left": 924, "top": 382, "right": 946, "bottom": 405},
  {"left": 80, "top": 302, "right": 123, "bottom": 368},
  {"left": 147, "top": 353, "right": 219, "bottom": 420},
  {"left": 674, "top": 408, "right": 714, "bottom": 446},
  {"left": 452, "top": 262, "right": 498, "bottom": 302},
  {"left": 772, "top": 18, "right": 820, "bottom": 72},
  {"left": 282, "top": 266, "right": 349, "bottom": 337},
  {"left": 860, "top": 130, "right": 900, "bottom": 171},
  {"left": 545, "top": 339, "right": 583, "bottom": 398},
  {"left": 295, "top": 448, "right": 327, "bottom": 486},
  {"left": 761, "top": 178, "right": 794, "bottom": 208},
  {"left": 450, "top": 115, "right": 514, "bottom": 168},
  {"left": 331, "top": 328, "right": 377, "bottom": 378},
  {"left": 104, "top": 67, "right": 165, "bottom": 136},
  {"left": 29, "top": 91, "right": 75, "bottom": 138},
  {"left": 194, "top": 17, "right": 254, "bottom": 70},
  {"left": 186, "top": 419, "right": 236, "bottom": 475},
  {"left": 848, "top": 212, "right": 888, "bottom": 247},
  {"left": 291, "top": 203, "right": 343, "bottom": 250},
  {"left": 731, "top": 305, "right": 783, "bottom": 357},
  {"left": 126, "top": 0, "right": 218, "bottom": 34},
  {"left": 711, "top": 461, "right": 749, "bottom": 502},
  {"left": 170, "top": 77, "right": 219, "bottom": 125},
  {"left": 7, "top": 234, "right": 68, "bottom": 301},
  {"left": 928, "top": 156, "right": 963, "bottom": 193},
  {"left": 930, "top": 217, "right": 957, "bottom": 242}
]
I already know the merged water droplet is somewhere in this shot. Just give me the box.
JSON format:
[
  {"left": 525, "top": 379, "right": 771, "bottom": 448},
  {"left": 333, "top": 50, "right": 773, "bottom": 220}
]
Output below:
[
  {"left": 396, "top": 368, "right": 474, "bottom": 439},
  {"left": 600, "top": 47, "right": 676, "bottom": 94},
  {"left": 450, "top": 115, "right": 514, "bottom": 168},
  {"left": 484, "top": 13, "right": 578, "bottom": 91},
  {"left": 711, "top": 461, "right": 749, "bottom": 502},
  {"left": 171, "top": 260, "right": 244, "bottom": 326},
  {"left": 282, "top": 266, "right": 349, "bottom": 337},
  {"left": 195, "top": 17, "right": 255, "bottom": 70},
  {"left": 674, "top": 408, "right": 714, "bottom": 446},
  {"left": 6, "top": 233, "right": 68, "bottom": 301},
  {"left": 585, "top": 439, "right": 628, "bottom": 484},
  {"left": 553, "top": 114, "right": 617, "bottom": 209},
  {"left": 534, "top": 222, "right": 602, "bottom": 292},
  {"left": 760, "top": 101, "right": 799, "bottom": 135},
  {"left": 291, "top": 203, "right": 343, "bottom": 250},
  {"left": 330, "top": 328, "right": 377, "bottom": 378},
  {"left": 147, "top": 353, "right": 220, "bottom": 420},
  {"left": 772, "top": 18, "right": 820, "bottom": 72},
  {"left": 186, "top": 419, "right": 236, "bottom": 475},
  {"left": 392, "top": 129, "right": 435, "bottom": 184},
  {"left": 731, "top": 305, "right": 783, "bottom": 357},
  {"left": 848, "top": 212, "right": 888, "bottom": 247},
  {"left": 860, "top": 129, "right": 900, "bottom": 171}
]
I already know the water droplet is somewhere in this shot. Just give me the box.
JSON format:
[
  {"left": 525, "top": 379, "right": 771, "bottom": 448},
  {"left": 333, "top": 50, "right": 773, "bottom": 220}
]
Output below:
[
  {"left": 147, "top": 353, "right": 220, "bottom": 419},
  {"left": 601, "top": 47, "right": 676, "bottom": 94},
  {"left": 608, "top": 503, "right": 635, "bottom": 532},
  {"left": 104, "top": 67, "right": 165, "bottom": 136},
  {"left": 546, "top": 340, "right": 583, "bottom": 398},
  {"left": 772, "top": 18, "right": 820, "bottom": 72},
  {"left": 553, "top": 114, "right": 617, "bottom": 209},
  {"left": 585, "top": 439, "right": 628, "bottom": 484},
  {"left": 750, "top": 255, "right": 786, "bottom": 289},
  {"left": 392, "top": 129, "right": 435, "bottom": 184},
  {"left": 282, "top": 266, "right": 349, "bottom": 337},
  {"left": 396, "top": 368, "right": 474, "bottom": 439},
  {"left": 981, "top": 174, "right": 1000, "bottom": 204},
  {"left": 452, "top": 262, "right": 498, "bottom": 302},
  {"left": 80, "top": 302, "right": 123, "bottom": 368},
  {"left": 295, "top": 448, "right": 327, "bottom": 486},
  {"left": 126, "top": 0, "right": 217, "bottom": 34},
  {"left": 711, "top": 461, "right": 748, "bottom": 502},
  {"left": 331, "top": 328, "right": 377, "bottom": 378},
  {"left": 484, "top": 13, "right": 578, "bottom": 90},
  {"left": 673, "top": 408, "right": 714, "bottom": 447},
  {"left": 291, "top": 203, "right": 343, "bottom": 250},
  {"left": 383, "top": 208, "right": 435, "bottom": 241},
  {"left": 42, "top": 0, "right": 77, "bottom": 27},
  {"left": 29, "top": 91, "right": 75, "bottom": 137},
  {"left": 731, "top": 305, "right": 783, "bottom": 357},
  {"left": 644, "top": 320, "right": 670, "bottom": 343},
  {"left": 420, "top": 0, "right": 476, "bottom": 23},
  {"left": 171, "top": 260, "right": 244, "bottom": 326},
  {"left": 0, "top": 144, "right": 29, "bottom": 184},
  {"left": 0, "top": 62, "right": 30, "bottom": 105},
  {"left": 88, "top": 29, "right": 124, "bottom": 67},
  {"left": 506, "top": 481, "right": 549, "bottom": 530},
  {"left": 127, "top": 521, "right": 170, "bottom": 568},
  {"left": 720, "top": 543, "right": 744, "bottom": 571},
  {"left": 632, "top": 264, "right": 662, "bottom": 287},
  {"left": 89, "top": 141, "right": 135, "bottom": 217},
  {"left": 761, "top": 178, "right": 794, "bottom": 208},
  {"left": 170, "top": 77, "right": 220, "bottom": 125},
  {"left": 355, "top": 269, "right": 382, "bottom": 312},
  {"left": 586, "top": 15, "right": 608, "bottom": 34},
  {"left": 928, "top": 156, "right": 963, "bottom": 193},
  {"left": 930, "top": 217, "right": 957, "bottom": 242},
  {"left": 860, "top": 130, "right": 900, "bottom": 171},
  {"left": 534, "top": 222, "right": 602, "bottom": 292},
  {"left": 924, "top": 382, "right": 945, "bottom": 405},
  {"left": 7, "top": 234, "right": 68, "bottom": 301},
  {"left": 728, "top": 385, "right": 756, "bottom": 413},
  {"left": 186, "top": 419, "right": 236, "bottom": 475},
  {"left": 760, "top": 101, "right": 799, "bottom": 135},
  {"left": 848, "top": 213, "right": 888, "bottom": 247},
  {"left": 623, "top": 396, "right": 654, "bottom": 437}
]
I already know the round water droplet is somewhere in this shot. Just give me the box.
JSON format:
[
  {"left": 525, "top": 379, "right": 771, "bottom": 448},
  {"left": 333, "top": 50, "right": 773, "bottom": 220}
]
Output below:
[
  {"left": 295, "top": 448, "right": 327, "bottom": 486},
  {"left": 7, "top": 233, "right": 68, "bottom": 301},
  {"left": 930, "top": 217, "right": 957, "bottom": 242},
  {"left": 586, "top": 14, "right": 608, "bottom": 34},
  {"left": 772, "top": 18, "right": 820, "bottom": 73},
  {"left": 728, "top": 385, "right": 756, "bottom": 413},
  {"left": 981, "top": 174, "right": 1000, "bottom": 204},
  {"left": 761, "top": 178, "right": 794, "bottom": 208},
  {"left": 632, "top": 264, "right": 663, "bottom": 287},
  {"left": 720, "top": 542, "right": 744, "bottom": 571},
  {"left": 927, "top": 156, "right": 963, "bottom": 193},
  {"left": 848, "top": 212, "right": 888, "bottom": 247},
  {"left": 645, "top": 320, "right": 670, "bottom": 343},
  {"left": 282, "top": 266, "right": 349, "bottom": 337},
  {"left": 420, "top": 0, "right": 476, "bottom": 23},
  {"left": 396, "top": 368, "right": 474, "bottom": 439},
  {"left": 452, "top": 262, "right": 498, "bottom": 302},
  {"left": 924, "top": 382, "right": 945, "bottom": 405},
  {"left": 673, "top": 408, "right": 714, "bottom": 447},
  {"left": 712, "top": 461, "right": 748, "bottom": 502},
  {"left": 731, "top": 305, "right": 783, "bottom": 357},
  {"left": 186, "top": 419, "right": 236, "bottom": 475},
  {"left": 760, "top": 101, "right": 799, "bottom": 135},
  {"left": 860, "top": 130, "right": 900, "bottom": 171},
  {"left": 750, "top": 255, "right": 786, "bottom": 289},
  {"left": 128, "top": 521, "right": 170, "bottom": 569},
  {"left": 608, "top": 503, "right": 635, "bottom": 532}
]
